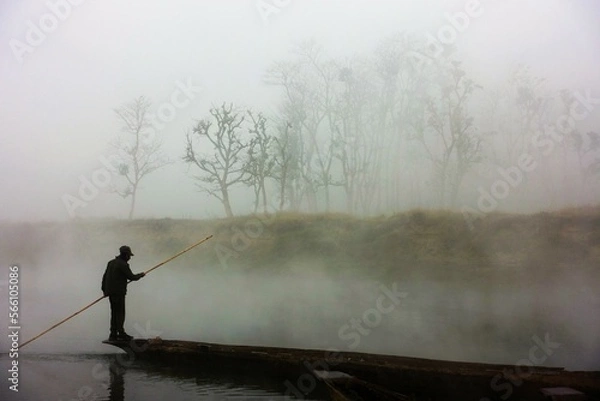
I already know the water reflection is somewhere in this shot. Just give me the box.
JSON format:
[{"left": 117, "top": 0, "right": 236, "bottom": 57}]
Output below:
[
  {"left": 95, "top": 353, "right": 328, "bottom": 400},
  {"left": 131, "top": 357, "right": 328, "bottom": 400},
  {"left": 0, "top": 353, "right": 325, "bottom": 401},
  {"left": 107, "top": 356, "right": 125, "bottom": 401}
]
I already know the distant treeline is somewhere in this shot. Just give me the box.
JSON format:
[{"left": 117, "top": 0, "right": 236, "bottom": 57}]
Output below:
[{"left": 112, "top": 35, "right": 600, "bottom": 219}]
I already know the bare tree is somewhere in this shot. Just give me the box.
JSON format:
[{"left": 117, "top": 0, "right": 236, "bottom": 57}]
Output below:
[
  {"left": 271, "top": 121, "right": 303, "bottom": 211},
  {"left": 184, "top": 103, "right": 248, "bottom": 218},
  {"left": 370, "top": 33, "right": 435, "bottom": 213},
  {"left": 266, "top": 40, "right": 338, "bottom": 212},
  {"left": 410, "top": 61, "right": 482, "bottom": 207},
  {"left": 332, "top": 61, "right": 379, "bottom": 214},
  {"left": 560, "top": 90, "right": 600, "bottom": 200},
  {"left": 112, "top": 96, "right": 170, "bottom": 219},
  {"left": 300, "top": 42, "right": 339, "bottom": 211},
  {"left": 244, "top": 111, "right": 275, "bottom": 213},
  {"left": 482, "top": 65, "right": 550, "bottom": 167}
]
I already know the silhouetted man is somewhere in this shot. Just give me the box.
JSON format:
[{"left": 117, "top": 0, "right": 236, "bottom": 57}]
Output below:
[{"left": 102, "top": 245, "right": 145, "bottom": 341}]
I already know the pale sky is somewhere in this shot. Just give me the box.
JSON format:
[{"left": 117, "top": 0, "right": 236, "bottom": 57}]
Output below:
[{"left": 1, "top": 0, "right": 599, "bottom": 221}]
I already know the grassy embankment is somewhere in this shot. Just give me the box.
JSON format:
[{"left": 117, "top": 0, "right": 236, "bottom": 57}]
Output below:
[{"left": 2, "top": 207, "right": 600, "bottom": 281}]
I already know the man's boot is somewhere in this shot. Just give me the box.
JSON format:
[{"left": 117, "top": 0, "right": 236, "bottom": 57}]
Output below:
[{"left": 117, "top": 331, "right": 133, "bottom": 340}]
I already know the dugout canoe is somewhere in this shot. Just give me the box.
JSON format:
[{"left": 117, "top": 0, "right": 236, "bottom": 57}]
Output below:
[
  {"left": 102, "top": 338, "right": 600, "bottom": 400},
  {"left": 313, "top": 370, "right": 411, "bottom": 401}
]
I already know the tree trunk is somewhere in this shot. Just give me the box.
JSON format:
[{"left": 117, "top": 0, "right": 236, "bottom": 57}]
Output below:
[
  {"left": 279, "top": 175, "right": 286, "bottom": 211},
  {"left": 128, "top": 185, "right": 137, "bottom": 219},
  {"left": 261, "top": 180, "right": 268, "bottom": 214},
  {"left": 222, "top": 189, "right": 234, "bottom": 218},
  {"left": 253, "top": 185, "right": 260, "bottom": 213}
]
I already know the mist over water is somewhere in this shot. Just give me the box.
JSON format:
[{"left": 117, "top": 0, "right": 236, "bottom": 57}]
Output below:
[{"left": 1, "top": 223, "right": 598, "bottom": 371}]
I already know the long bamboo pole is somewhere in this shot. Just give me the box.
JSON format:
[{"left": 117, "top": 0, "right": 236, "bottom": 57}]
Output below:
[{"left": 20, "top": 235, "right": 213, "bottom": 349}]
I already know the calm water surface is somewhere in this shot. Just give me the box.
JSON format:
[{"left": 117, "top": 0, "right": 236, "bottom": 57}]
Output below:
[{"left": 0, "top": 353, "right": 328, "bottom": 401}]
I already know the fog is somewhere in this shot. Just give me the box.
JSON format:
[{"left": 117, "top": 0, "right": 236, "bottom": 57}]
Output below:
[
  {"left": 1, "top": 220, "right": 599, "bottom": 371},
  {"left": 1, "top": 0, "right": 599, "bottom": 220},
  {"left": 1, "top": 0, "right": 600, "bottom": 374}
]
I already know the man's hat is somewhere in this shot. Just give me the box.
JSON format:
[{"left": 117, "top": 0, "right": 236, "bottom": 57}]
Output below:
[{"left": 119, "top": 245, "right": 134, "bottom": 256}]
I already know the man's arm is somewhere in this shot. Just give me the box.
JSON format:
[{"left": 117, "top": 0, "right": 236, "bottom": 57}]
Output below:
[{"left": 120, "top": 261, "right": 145, "bottom": 281}]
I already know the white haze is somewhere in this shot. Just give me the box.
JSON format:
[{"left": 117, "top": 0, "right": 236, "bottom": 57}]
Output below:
[
  {"left": 0, "top": 228, "right": 599, "bottom": 370},
  {"left": 0, "top": 0, "right": 599, "bottom": 373},
  {"left": 0, "top": 0, "right": 599, "bottom": 220}
]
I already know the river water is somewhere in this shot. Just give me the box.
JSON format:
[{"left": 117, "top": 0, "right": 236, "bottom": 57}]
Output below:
[{"left": 0, "top": 353, "right": 327, "bottom": 401}]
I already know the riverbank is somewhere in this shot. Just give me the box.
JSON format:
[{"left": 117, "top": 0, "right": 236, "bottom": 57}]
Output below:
[
  {"left": 1, "top": 208, "right": 599, "bottom": 370},
  {"left": 3, "top": 207, "right": 599, "bottom": 279}
]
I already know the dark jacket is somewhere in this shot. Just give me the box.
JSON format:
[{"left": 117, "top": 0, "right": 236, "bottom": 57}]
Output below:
[{"left": 102, "top": 256, "right": 143, "bottom": 296}]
